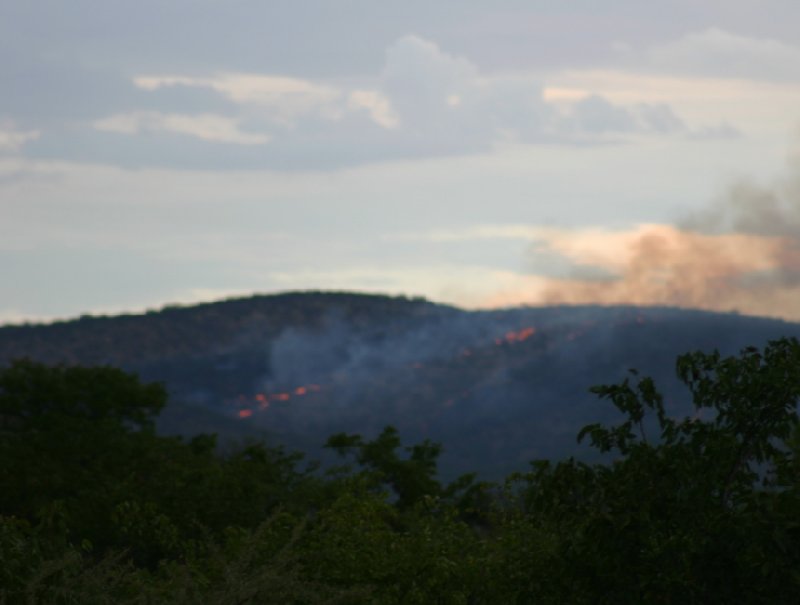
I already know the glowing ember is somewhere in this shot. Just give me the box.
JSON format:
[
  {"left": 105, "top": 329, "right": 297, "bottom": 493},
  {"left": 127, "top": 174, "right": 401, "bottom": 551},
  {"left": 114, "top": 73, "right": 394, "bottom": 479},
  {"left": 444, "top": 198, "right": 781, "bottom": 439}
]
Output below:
[
  {"left": 231, "top": 382, "right": 326, "bottom": 420},
  {"left": 496, "top": 326, "right": 536, "bottom": 346}
]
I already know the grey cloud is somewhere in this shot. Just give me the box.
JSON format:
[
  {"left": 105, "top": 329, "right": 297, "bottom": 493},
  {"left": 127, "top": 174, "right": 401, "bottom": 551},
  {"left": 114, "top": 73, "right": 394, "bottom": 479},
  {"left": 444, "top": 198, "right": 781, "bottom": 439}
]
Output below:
[
  {"left": 557, "top": 96, "right": 684, "bottom": 137},
  {"left": 560, "top": 95, "right": 637, "bottom": 134},
  {"left": 5, "top": 2, "right": 800, "bottom": 83},
  {"left": 645, "top": 27, "right": 800, "bottom": 81},
  {"left": 687, "top": 123, "right": 742, "bottom": 140},
  {"left": 0, "top": 45, "right": 236, "bottom": 129},
  {"left": 0, "top": 58, "right": 135, "bottom": 124},
  {"left": 636, "top": 103, "right": 685, "bottom": 133},
  {"left": 15, "top": 32, "right": 687, "bottom": 170},
  {"left": 133, "top": 84, "right": 237, "bottom": 115}
]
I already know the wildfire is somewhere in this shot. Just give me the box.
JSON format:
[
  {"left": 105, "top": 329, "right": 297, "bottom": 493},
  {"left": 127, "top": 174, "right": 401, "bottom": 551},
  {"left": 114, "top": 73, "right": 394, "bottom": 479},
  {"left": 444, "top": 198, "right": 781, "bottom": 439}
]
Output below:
[
  {"left": 495, "top": 326, "right": 536, "bottom": 346},
  {"left": 231, "top": 383, "right": 323, "bottom": 419},
  {"left": 229, "top": 315, "right": 661, "bottom": 418}
]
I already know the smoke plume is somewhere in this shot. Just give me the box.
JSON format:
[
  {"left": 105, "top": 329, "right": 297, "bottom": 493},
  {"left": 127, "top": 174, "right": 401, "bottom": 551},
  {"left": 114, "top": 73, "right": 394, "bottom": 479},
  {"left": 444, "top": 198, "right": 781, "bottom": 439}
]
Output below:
[{"left": 533, "top": 144, "right": 800, "bottom": 320}]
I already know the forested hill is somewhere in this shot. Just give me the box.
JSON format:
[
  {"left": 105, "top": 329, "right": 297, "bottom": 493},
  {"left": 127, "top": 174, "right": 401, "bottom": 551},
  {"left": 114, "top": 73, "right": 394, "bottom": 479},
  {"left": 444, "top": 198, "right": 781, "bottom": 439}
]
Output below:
[
  {"left": 2, "top": 291, "right": 800, "bottom": 479},
  {"left": 0, "top": 292, "right": 441, "bottom": 367}
]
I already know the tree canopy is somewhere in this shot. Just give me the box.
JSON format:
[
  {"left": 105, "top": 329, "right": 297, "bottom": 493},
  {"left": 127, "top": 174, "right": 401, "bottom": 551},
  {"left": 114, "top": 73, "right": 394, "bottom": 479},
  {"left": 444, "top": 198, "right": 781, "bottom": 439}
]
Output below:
[{"left": 2, "top": 339, "right": 800, "bottom": 603}]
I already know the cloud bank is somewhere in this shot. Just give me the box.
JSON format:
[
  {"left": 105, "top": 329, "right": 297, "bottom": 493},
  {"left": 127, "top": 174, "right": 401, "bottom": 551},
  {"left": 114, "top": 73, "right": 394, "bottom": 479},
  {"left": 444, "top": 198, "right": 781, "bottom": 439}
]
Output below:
[{"left": 13, "top": 34, "right": 699, "bottom": 171}]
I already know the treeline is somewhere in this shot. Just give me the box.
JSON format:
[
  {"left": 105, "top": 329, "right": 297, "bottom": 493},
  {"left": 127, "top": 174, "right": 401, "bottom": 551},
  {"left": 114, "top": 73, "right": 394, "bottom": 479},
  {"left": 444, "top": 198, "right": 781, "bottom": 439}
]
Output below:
[
  {"left": 0, "top": 292, "right": 439, "bottom": 367},
  {"left": 3, "top": 339, "right": 800, "bottom": 603}
]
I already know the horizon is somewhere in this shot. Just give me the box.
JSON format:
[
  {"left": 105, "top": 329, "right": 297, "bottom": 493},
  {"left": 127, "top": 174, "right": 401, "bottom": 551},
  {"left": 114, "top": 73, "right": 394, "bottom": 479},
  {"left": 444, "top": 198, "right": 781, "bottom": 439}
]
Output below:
[
  {"left": 0, "top": 287, "right": 785, "bottom": 330},
  {"left": 3, "top": 2, "right": 800, "bottom": 323}
]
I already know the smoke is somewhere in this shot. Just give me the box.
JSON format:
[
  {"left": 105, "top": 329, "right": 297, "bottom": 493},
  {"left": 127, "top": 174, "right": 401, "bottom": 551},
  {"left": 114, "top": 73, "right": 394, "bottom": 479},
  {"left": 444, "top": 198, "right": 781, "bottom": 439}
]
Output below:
[
  {"left": 263, "top": 309, "right": 534, "bottom": 391},
  {"left": 531, "top": 144, "right": 800, "bottom": 320}
]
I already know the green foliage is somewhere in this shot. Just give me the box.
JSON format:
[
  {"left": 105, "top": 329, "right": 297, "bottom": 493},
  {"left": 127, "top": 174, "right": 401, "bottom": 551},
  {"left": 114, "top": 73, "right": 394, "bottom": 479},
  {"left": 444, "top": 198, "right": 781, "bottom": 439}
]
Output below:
[
  {"left": 326, "top": 426, "right": 444, "bottom": 509},
  {"left": 4, "top": 338, "right": 800, "bottom": 603},
  {"left": 0, "top": 358, "right": 166, "bottom": 430},
  {"left": 510, "top": 337, "right": 800, "bottom": 603}
]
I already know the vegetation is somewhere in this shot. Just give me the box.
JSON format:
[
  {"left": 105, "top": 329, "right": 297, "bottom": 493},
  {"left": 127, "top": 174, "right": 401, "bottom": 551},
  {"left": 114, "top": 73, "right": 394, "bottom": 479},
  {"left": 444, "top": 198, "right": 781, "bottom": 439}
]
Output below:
[
  {"left": 3, "top": 338, "right": 800, "bottom": 603},
  {"left": 3, "top": 292, "right": 798, "bottom": 482}
]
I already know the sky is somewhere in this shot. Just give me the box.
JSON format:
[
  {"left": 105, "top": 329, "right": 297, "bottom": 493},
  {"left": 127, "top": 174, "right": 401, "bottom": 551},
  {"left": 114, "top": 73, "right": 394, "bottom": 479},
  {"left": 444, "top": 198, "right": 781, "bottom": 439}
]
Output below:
[{"left": 3, "top": 1, "right": 800, "bottom": 323}]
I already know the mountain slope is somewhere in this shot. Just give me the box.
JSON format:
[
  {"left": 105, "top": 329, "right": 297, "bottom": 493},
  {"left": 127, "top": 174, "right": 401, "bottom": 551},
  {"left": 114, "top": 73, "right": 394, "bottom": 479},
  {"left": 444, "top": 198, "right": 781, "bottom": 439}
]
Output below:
[{"left": 2, "top": 291, "right": 798, "bottom": 478}]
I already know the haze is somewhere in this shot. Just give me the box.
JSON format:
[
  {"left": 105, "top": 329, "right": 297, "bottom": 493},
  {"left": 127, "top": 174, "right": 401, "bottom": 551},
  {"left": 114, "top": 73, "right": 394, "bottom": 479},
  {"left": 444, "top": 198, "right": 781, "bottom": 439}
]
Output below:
[{"left": 3, "top": 1, "right": 800, "bottom": 323}]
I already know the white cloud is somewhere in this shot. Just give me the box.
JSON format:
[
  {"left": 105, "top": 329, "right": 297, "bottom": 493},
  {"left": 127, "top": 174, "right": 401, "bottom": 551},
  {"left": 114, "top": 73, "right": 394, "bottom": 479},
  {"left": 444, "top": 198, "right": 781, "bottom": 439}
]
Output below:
[
  {"left": 347, "top": 90, "right": 399, "bottom": 129},
  {"left": 647, "top": 27, "right": 800, "bottom": 81},
  {"left": 0, "top": 122, "right": 40, "bottom": 152},
  {"left": 94, "top": 111, "right": 271, "bottom": 145}
]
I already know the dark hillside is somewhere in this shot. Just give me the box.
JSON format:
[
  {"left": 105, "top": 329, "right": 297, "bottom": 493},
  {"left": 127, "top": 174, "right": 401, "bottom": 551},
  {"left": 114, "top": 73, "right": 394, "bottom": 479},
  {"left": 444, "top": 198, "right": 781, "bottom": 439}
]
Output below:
[
  {"left": 0, "top": 291, "right": 441, "bottom": 367},
  {"left": 2, "top": 291, "right": 799, "bottom": 478}
]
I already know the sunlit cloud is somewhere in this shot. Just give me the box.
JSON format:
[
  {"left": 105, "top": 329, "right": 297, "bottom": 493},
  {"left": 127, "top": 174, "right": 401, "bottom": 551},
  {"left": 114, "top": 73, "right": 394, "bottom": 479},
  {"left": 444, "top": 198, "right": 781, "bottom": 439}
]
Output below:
[
  {"left": 347, "top": 90, "right": 400, "bottom": 129},
  {"left": 93, "top": 111, "right": 271, "bottom": 145}
]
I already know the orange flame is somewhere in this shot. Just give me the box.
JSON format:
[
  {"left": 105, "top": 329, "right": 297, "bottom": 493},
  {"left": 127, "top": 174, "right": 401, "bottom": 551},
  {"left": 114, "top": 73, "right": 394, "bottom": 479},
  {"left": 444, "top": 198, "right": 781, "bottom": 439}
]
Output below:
[{"left": 497, "top": 326, "right": 536, "bottom": 345}]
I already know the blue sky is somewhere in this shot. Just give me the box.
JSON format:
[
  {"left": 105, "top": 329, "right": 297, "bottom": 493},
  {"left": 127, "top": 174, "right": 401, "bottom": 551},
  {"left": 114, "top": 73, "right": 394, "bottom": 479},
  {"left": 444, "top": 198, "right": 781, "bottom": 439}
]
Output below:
[{"left": 3, "top": 1, "right": 800, "bottom": 323}]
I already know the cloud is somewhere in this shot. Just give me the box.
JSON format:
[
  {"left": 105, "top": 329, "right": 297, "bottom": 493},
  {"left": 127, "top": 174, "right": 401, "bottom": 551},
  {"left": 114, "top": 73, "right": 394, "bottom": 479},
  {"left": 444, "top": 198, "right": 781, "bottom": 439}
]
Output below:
[
  {"left": 559, "top": 94, "right": 637, "bottom": 134},
  {"left": 636, "top": 102, "right": 685, "bottom": 133},
  {"left": 0, "top": 122, "right": 40, "bottom": 153},
  {"left": 556, "top": 94, "right": 686, "bottom": 136},
  {"left": 347, "top": 90, "right": 399, "bottom": 129},
  {"left": 380, "top": 34, "right": 481, "bottom": 130},
  {"left": 687, "top": 122, "right": 742, "bottom": 140},
  {"left": 647, "top": 27, "right": 800, "bottom": 81},
  {"left": 20, "top": 35, "right": 690, "bottom": 170},
  {"left": 94, "top": 111, "right": 270, "bottom": 145},
  {"left": 135, "top": 74, "right": 343, "bottom": 125}
]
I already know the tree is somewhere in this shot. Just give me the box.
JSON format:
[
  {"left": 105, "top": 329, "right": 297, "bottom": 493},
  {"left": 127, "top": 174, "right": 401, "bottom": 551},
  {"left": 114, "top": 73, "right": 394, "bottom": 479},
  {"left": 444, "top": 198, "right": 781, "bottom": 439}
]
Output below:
[
  {"left": 0, "top": 360, "right": 313, "bottom": 568},
  {"left": 0, "top": 358, "right": 166, "bottom": 431},
  {"left": 509, "top": 337, "right": 800, "bottom": 603}
]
